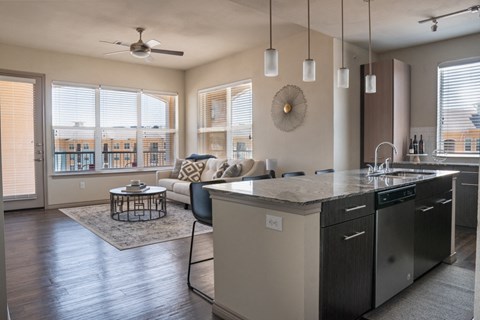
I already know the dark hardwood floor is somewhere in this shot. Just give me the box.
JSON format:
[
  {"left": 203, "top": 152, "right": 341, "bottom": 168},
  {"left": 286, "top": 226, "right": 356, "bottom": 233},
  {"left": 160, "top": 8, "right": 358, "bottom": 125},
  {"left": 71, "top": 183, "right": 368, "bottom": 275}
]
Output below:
[
  {"left": 3, "top": 208, "right": 477, "bottom": 320},
  {"left": 4, "top": 207, "right": 221, "bottom": 320}
]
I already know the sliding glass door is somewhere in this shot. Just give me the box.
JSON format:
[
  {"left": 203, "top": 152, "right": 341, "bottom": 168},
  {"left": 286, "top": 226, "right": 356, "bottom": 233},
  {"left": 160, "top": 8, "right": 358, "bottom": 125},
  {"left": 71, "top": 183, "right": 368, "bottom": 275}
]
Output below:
[{"left": 0, "top": 72, "right": 45, "bottom": 210}]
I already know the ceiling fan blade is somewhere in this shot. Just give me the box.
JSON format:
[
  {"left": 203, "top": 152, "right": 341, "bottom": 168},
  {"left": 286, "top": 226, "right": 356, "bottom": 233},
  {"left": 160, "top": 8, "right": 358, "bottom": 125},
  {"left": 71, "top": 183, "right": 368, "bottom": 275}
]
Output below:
[
  {"left": 145, "top": 39, "right": 161, "bottom": 48},
  {"left": 100, "top": 40, "right": 130, "bottom": 47},
  {"left": 151, "top": 48, "right": 184, "bottom": 56},
  {"left": 145, "top": 55, "right": 154, "bottom": 63},
  {"left": 104, "top": 50, "right": 130, "bottom": 56}
]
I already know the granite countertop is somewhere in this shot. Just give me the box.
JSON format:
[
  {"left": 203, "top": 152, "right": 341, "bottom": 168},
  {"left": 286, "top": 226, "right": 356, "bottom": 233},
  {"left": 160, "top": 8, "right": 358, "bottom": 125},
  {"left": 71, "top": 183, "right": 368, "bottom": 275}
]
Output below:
[{"left": 204, "top": 168, "right": 458, "bottom": 207}]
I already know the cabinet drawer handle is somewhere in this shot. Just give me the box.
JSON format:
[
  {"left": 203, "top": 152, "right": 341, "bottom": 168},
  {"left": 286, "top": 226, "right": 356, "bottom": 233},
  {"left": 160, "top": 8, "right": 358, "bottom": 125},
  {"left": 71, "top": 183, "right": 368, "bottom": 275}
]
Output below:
[
  {"left": 461, "top": 183, "right": 478, "bottom": 187},
  {"left": 420, "top": 206, "right": 434, "bottom": 212},
  {"left": 343, "top": 231, "right": 366, "bottom": 241},
  {"left": 438, "top": 199, "right": 452, "bottom": 205},
  {"left": 344, "top": 205, "right": 366, "bottom": 213}
]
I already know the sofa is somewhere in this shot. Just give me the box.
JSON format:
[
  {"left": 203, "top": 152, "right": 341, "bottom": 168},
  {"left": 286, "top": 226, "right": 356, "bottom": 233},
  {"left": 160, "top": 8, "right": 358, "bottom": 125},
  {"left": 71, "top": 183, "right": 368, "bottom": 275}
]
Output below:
[{"left": 156, "top": 158, "right": 266, "bottom": 207}]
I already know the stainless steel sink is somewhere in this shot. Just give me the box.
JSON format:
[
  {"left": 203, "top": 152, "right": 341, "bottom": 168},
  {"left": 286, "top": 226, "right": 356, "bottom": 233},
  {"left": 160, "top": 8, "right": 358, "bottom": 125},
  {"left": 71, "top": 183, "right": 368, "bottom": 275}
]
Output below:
[{"left": 383, "top": 171, "right": 435, "bottom": 179}]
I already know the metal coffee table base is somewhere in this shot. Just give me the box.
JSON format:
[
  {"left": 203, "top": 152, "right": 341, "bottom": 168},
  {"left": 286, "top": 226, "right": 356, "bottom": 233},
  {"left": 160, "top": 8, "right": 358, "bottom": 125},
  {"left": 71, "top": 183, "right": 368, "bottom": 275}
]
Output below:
[{"left": 110, "top": 189, "right": 167, "bottom": 222}]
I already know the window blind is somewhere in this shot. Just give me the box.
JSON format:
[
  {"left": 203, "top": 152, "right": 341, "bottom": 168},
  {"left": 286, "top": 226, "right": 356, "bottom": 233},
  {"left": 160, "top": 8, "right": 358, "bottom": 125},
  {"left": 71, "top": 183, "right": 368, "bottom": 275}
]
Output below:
[
  {"left": 198, "top": 80, "right": 252, "bottom": 159},
  {"left": 52, "top": 82, "right": 177, "bottom": 172},
  {"left": 438, "top": 59, "right": 480, "bottom": 155},
  {"left": 0, "top": 80, "right": 36, "bottom": 199}
]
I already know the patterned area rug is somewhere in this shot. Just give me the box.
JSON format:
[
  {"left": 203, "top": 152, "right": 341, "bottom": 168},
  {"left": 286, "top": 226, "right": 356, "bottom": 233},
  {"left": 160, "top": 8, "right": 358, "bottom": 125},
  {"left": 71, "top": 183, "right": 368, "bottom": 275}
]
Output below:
[{"left": 59, "top": 201, "right": 211, "bottom": 250}]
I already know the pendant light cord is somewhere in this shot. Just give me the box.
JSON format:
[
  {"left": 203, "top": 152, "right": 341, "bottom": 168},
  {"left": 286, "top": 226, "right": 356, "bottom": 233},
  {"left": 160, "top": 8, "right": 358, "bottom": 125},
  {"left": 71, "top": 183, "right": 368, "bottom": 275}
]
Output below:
[
  {"left": 368, "top": 0, "right": 372, "bottom": 75},
  {"left": 341, "top": 0, "right": 344, "bottom": 68},
  {"left": 269, "top": 0, "right": 273, "bottom": 49},
  {"left": 307, "top": 0, "right": 311, "bottom": 59}
]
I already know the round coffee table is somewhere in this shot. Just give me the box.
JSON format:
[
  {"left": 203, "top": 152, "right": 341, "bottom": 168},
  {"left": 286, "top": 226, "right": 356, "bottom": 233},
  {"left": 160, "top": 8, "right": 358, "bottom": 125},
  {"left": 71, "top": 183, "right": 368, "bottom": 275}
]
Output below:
[{"left": 109, "top": 186, "right": 167, "bottom": 222}]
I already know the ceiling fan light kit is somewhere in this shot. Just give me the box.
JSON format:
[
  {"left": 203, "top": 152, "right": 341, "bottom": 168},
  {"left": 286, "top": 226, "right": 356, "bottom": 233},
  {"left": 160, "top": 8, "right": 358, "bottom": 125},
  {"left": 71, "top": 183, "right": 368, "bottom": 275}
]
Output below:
[{"left": 101, "top": 27, "right": 184, "bottom": 60}]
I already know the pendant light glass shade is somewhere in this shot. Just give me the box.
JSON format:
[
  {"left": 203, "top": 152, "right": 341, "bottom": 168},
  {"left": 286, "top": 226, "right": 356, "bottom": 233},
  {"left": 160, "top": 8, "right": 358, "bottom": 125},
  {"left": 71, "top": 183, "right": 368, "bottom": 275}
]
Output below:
[
  {"left": 365, "top": 74, "right": 376, "bottom": 93},
  {"left": 337, "top": 0, "right": 349, "bottom": 88},
  {"left": 338, "top": 67, "right": 349, "bottom": 88},
  {"left": 303, "top": 59, "right": 316, "bottom": 82},
  {"left": 264, "top": 48, "right": 279, "bottom": 77},
  {"left": 302, "top": 0, "right": 315, "bottom": 82},
  {"left": 264, "top": 0, "right": 278, "bottom": 77},
  {"left": 365, "top": 0, "right": 376, "bottom": 94}
]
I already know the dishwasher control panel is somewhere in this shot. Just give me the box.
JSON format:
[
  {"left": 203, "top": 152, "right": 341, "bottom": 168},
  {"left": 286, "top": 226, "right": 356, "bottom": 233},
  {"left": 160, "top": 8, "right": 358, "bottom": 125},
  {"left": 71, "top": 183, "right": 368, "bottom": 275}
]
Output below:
[{"left": 376, "top": 185, "right": 416, "bottom": 209}]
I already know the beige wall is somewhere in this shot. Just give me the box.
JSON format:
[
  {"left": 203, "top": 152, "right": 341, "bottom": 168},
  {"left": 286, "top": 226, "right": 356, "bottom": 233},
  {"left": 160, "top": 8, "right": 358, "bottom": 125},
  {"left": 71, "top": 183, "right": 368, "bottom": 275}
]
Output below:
[
  {"left": 379, "top": 33, "right": 480, "bottom": 128},
  {"left": 0, "top": 43, "right": 185, "bottom": 207},
  {"left": 333, "top": 39, "right": 370, "bottom": 170},
  {"left": 186, "top": 31, "right": 334, "bottom": 175}
]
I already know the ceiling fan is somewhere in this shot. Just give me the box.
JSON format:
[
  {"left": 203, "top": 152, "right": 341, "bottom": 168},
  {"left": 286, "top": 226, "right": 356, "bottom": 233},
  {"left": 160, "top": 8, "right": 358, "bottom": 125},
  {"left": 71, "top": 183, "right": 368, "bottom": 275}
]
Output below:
[{"left": 101, "top": 27, "right": 184, "bottom": 59}]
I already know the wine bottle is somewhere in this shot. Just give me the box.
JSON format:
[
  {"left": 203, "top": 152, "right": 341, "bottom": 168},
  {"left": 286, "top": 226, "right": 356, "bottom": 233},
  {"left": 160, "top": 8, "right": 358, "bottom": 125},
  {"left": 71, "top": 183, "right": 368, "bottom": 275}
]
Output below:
[
  {"left": 413, "top": 135, "right": 418, "bottom": 154},
  {"left": 408, "top": 138, "right": 414, "bottom": 154},
  {"left": 419, "top": 135, "right": 424, "bottom": 154}
]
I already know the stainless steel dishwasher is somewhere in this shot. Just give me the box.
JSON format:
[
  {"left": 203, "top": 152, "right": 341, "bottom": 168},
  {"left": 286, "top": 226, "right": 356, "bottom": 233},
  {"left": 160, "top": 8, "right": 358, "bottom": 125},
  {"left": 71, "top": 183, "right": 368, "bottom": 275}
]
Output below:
[{"left": 375, "top": 184, "right": 416, "bottom": 307}]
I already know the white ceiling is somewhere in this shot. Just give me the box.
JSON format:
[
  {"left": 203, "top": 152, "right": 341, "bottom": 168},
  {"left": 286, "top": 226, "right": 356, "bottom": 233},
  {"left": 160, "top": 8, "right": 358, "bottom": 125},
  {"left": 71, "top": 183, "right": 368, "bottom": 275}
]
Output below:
[{"left": 0, "top": 0, "right": 479, "bottom": 70}]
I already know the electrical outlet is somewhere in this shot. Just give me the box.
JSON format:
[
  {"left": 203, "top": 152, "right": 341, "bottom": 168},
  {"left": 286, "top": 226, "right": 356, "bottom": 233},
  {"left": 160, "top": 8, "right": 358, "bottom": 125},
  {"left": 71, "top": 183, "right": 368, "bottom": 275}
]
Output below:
[
  {"left": 266, "top": 214, "right": 282, "bottom": 231},
  {"left": 80, "top": 181, "right": 85, "bottom": 189}
]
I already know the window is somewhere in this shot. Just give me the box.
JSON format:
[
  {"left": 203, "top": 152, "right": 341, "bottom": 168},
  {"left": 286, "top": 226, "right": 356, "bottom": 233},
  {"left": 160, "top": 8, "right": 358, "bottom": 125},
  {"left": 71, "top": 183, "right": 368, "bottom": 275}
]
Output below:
[
  {"left": 197, "top": 80, "right": 253, "bottom": 159},
  {"left": 437, "top": 58, "right": 480, "bottom": 156},
  {"left": 52, "top": 83, "right": 177, "bottom": 173}
]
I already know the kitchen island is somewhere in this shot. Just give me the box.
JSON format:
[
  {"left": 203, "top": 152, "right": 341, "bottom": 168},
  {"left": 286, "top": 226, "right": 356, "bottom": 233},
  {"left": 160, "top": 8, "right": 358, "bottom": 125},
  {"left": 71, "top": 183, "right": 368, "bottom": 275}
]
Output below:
[{"left": 204, "top": 168, "right": 458, "bottom": 320}]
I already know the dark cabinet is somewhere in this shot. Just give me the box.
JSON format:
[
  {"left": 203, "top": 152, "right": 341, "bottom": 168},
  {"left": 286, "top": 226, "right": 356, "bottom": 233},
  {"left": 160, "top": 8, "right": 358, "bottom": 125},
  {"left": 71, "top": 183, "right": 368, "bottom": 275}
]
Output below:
[
  {"left": 414, "top": 177, "right": 452, "bottom": 279},
  {"left": 456, "top": 171, "right": 478, "bottom": 228},
  {"left": 320, "top": 194, "right": 375, "bottom": 320},
  {"left": 394, "top": 163, "right": 478, "bottom": 228},
  {"left": 361, "top": 59, "right": 411, "bottom": 166}
]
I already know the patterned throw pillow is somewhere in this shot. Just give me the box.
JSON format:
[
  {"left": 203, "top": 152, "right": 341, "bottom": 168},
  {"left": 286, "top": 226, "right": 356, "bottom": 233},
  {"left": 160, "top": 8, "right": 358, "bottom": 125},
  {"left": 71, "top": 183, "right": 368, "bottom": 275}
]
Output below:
[
  {"left": 178, "top": 160, "right": 206, "bottom": 182},
  {"left": 170, "top": 158, "right": 184, "bottom": 179},
  {"left": 221, "top": 164, "right": 242, "bottom": 178},
  {"left": 213, "top": 161, "right": 230, "bottom": 180}
]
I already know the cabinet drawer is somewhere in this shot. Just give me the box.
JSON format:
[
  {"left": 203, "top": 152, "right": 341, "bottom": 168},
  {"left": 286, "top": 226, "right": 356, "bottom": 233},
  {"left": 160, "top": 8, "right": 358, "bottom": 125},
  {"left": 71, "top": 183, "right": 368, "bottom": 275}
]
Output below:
[
  {"left": 416, "top": 176, "right": 452, "bottom": 201},
  {"left": 458, "top": 171, "right": 478, "bottom": 186},
  {"left": 321, "top": 193, "right": 375, "bottom": 227}
]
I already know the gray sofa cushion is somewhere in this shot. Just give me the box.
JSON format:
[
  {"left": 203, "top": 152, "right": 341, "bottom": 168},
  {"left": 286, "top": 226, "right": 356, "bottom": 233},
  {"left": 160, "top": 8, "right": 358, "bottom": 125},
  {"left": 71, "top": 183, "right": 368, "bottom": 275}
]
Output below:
[{"left": 158, "top": 178, "right": 178, "bottom": 191}]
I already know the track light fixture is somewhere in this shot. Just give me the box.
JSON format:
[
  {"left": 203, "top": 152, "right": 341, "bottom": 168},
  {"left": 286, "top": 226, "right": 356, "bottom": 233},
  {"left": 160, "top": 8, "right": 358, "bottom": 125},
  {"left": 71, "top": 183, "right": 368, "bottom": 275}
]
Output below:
[{"left": 418, "top": 5, "right": 480, "bottom": 31}]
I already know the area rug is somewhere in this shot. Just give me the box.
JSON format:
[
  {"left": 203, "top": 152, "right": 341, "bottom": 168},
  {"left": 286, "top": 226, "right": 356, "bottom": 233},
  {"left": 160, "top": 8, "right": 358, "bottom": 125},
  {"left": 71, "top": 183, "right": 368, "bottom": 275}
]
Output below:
[
  {"left": 59, "top": 201, "right": 211, "bottom": 250},
  {"left": 364, "top": 264, "right": 474, "bottom": 320}
]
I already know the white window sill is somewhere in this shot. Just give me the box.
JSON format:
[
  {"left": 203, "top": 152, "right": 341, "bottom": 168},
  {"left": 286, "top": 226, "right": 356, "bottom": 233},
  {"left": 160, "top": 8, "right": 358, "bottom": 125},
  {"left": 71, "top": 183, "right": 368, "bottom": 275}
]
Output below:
[{"left": 50, "top": 167, "right": 173, "bottom": 178}]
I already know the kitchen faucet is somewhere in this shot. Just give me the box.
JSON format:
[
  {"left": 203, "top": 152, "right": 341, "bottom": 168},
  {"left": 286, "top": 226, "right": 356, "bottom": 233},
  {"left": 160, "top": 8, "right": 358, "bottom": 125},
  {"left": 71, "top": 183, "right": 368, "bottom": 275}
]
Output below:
[{"left": 373, "top": 142, "right": 398, "bottom": 173}]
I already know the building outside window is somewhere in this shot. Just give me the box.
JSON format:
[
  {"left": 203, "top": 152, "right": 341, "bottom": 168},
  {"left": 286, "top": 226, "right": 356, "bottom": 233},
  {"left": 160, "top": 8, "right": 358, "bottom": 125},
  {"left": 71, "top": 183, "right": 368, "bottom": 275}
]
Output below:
[
  {"left": 197, "top": 80, "right": 253, "bottom": 159},
  {"left": 52, "top": 83, "right": 177, "bottom": 173},
  {"left": 437, "top": 58, "right": 480, "bottom": 156},
  {"left": 82, "top": 143, "right": 89, "bottom": 150}
]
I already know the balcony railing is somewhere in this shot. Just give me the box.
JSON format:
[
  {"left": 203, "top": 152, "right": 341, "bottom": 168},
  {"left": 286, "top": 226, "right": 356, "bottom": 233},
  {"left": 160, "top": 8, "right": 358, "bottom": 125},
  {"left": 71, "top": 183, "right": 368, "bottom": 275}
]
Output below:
[{"left": 54, "top": 150, "right": 171, "bottom": 172}]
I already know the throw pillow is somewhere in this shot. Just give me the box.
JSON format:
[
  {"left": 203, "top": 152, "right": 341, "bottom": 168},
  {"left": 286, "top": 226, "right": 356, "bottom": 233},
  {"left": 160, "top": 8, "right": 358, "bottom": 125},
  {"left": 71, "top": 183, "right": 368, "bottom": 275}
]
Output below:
[
  {"left": 185, "top": 153, "right": 217, "bottom": 161},
  {"left": 221, "top": 164, "right": 242, "bottom": 178},
  {"left": 178, "top": 160, "right": 206, "bottom": 182},
  {"left": 212, "top": 161, "right": 230, "bottom": 180},
  {"left": 170, "top": 158, "right": 184, "bottom": 179}
]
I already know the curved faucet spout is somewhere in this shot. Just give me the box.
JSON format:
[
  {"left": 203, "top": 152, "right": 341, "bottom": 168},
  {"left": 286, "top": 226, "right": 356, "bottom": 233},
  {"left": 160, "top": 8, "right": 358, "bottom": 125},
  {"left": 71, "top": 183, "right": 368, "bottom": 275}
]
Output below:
[{"left": 374, "top": 142, "right": 398, "bottom": 172}]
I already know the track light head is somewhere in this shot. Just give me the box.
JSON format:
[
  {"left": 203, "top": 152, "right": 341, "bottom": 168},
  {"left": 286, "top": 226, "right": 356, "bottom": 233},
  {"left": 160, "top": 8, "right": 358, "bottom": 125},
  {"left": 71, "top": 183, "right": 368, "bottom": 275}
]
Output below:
[{"left": 431, "top": 19, "right": 438, "bottom": 32}]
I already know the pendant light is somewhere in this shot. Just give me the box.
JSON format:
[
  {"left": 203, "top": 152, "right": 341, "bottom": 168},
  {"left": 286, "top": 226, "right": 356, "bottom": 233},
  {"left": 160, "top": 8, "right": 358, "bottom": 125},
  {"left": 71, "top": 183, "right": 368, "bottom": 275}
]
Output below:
[
  {"left": 365, "top": 0, "right": 376, "bottom": 93},
  {"left": 337, "top": 0, "right": 349, "bottom": 88},
  {"left": 264, "top": 0, "right": 278, "bottom": 77},
  {"left": 303, "top": 0, "right": 315, "bottom": 82}
]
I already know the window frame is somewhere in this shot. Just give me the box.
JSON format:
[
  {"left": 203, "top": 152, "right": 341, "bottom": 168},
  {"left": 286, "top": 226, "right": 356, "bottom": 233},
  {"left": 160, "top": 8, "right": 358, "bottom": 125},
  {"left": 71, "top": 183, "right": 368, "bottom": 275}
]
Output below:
[
  {"left": 51, "top": 81, "right": 178, "bottom": 175},
  {"left": 197, "top": 79, "right": 253, "bottom": 160},
  {"left": 436, "top": 57, "right": 480, "bottom": 158}
]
